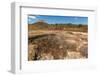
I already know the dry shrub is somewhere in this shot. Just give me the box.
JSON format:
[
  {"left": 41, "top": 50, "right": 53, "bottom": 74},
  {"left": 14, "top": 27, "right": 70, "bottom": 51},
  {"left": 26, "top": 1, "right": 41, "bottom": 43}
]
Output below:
[
  {"left": 28, "top": 31, "right": 88, "bottom": 60},
  {"left": 29, "top": 34, "right": 68, "bottom": 60},
  {"left": 79, "top": 44, "right": 88, "bottom": 58}
]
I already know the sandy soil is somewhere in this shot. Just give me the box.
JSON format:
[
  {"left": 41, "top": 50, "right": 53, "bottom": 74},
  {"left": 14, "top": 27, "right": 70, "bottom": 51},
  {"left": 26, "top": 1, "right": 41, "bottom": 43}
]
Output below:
[{"left": 28, "top": 30, "right": 88, "bottom": 61}]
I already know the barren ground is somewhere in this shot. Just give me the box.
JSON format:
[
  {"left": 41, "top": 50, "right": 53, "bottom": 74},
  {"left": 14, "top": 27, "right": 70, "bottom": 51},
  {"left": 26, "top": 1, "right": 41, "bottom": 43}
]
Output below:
[{"left": 28, "top": 30, "right": 88, "bottom": 61}]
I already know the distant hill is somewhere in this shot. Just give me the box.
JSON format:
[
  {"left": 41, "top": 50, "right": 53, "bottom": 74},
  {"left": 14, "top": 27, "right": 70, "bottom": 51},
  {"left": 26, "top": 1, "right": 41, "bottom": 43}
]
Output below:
[
  {"left": 28, "top": 20, "right": 49, "bottom": 30},
  {"left": 28, "top": 20, "right": 87, "bottom": 32}
]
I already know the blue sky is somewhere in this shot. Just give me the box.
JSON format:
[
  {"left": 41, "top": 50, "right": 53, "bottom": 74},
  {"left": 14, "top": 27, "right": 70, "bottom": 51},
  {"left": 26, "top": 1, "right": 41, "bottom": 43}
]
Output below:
[{"left": 28, "top": 15, "right": 88, "bottom": 25}]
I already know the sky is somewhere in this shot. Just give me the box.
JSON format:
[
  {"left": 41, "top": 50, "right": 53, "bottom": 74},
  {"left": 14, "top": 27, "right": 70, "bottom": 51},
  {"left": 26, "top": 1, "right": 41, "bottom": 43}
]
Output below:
[{"left": 28, "top": 15, "right": 88, "bottom": 25}]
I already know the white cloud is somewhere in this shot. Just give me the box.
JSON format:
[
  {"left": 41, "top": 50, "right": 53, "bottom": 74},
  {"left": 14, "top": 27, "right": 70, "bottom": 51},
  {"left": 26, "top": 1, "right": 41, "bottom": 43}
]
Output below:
[{"left": 28, "top": 15, "right": 36, "bottom": 19}]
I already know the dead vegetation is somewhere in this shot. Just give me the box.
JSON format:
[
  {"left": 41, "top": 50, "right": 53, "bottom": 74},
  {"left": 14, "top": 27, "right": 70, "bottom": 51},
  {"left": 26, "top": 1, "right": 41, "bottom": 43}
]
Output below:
[
  {"left": 28, "top": 21, "right": 88, "bottom": 61},
  {"left": 28, "top": 30, "right": 88, "bottom": 61}
]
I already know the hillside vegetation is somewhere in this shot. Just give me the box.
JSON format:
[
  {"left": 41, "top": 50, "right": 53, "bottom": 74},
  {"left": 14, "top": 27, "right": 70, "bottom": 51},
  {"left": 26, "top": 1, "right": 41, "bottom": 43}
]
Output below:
[{"left": 28, "top": 21, "right": 87, "bottom": 32}]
